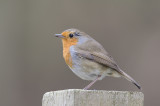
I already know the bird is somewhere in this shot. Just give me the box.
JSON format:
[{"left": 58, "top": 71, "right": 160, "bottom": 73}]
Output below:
[{"left": 55, "top": 28, "right": 141, "bottom": 90}]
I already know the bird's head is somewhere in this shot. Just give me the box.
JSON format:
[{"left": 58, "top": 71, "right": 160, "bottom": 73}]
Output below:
[{"left": 55, "top": 28, "right": 90, "bottom": 46}]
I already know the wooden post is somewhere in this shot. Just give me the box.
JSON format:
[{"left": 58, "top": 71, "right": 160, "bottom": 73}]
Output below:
[{"left": 42, "top": 89, "right": 144, "bottom": 106}]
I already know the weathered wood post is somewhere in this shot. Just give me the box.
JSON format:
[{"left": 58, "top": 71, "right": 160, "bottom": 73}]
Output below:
[{"left": 42, "top": 89, "right": 144, "bottom": 106}]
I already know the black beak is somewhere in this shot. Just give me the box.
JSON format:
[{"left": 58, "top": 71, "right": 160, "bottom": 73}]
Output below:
[{"left": 55, "top": 34, "right": 64, "bottom": 38}]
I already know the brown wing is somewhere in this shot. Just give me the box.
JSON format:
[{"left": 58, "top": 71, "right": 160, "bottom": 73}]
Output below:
[
  {"left": 74, "top": 49, "right": 120, "bottom": 71},
  {"left": 74, "top": 38, "right": 120, "bottom": 72}
]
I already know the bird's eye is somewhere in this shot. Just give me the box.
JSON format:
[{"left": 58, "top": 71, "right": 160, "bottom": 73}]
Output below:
[{"left": 69, "top": 33, "right": 74, "bottom": 38}]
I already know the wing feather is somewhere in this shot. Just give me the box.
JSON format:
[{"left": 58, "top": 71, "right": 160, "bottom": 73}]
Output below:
[{"left": 74, "top": 50, "right": 119, "bottom": 71}]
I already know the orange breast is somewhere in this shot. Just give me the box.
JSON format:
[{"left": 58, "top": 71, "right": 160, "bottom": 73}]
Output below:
[{"left": 62, "top": 38, "right": 78, "bottom": 67}]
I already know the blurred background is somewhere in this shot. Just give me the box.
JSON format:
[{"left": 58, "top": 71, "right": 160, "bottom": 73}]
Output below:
[{"left": 0, "top": 0, "right": 160, "bottom": 106}]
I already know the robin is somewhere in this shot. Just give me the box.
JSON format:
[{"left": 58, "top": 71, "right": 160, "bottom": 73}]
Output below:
[{"left": 55, "top": 28, "right": 141, "bottom": 90}]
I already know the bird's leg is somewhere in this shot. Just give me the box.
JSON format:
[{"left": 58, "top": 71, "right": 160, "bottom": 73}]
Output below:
[{"left": 83, "top": 75, "right": 101, "bottom": 90}]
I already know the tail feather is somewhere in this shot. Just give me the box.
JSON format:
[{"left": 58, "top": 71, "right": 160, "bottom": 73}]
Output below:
[{"left": 119, "top": 69, "right": 141, "bottom": 90}]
